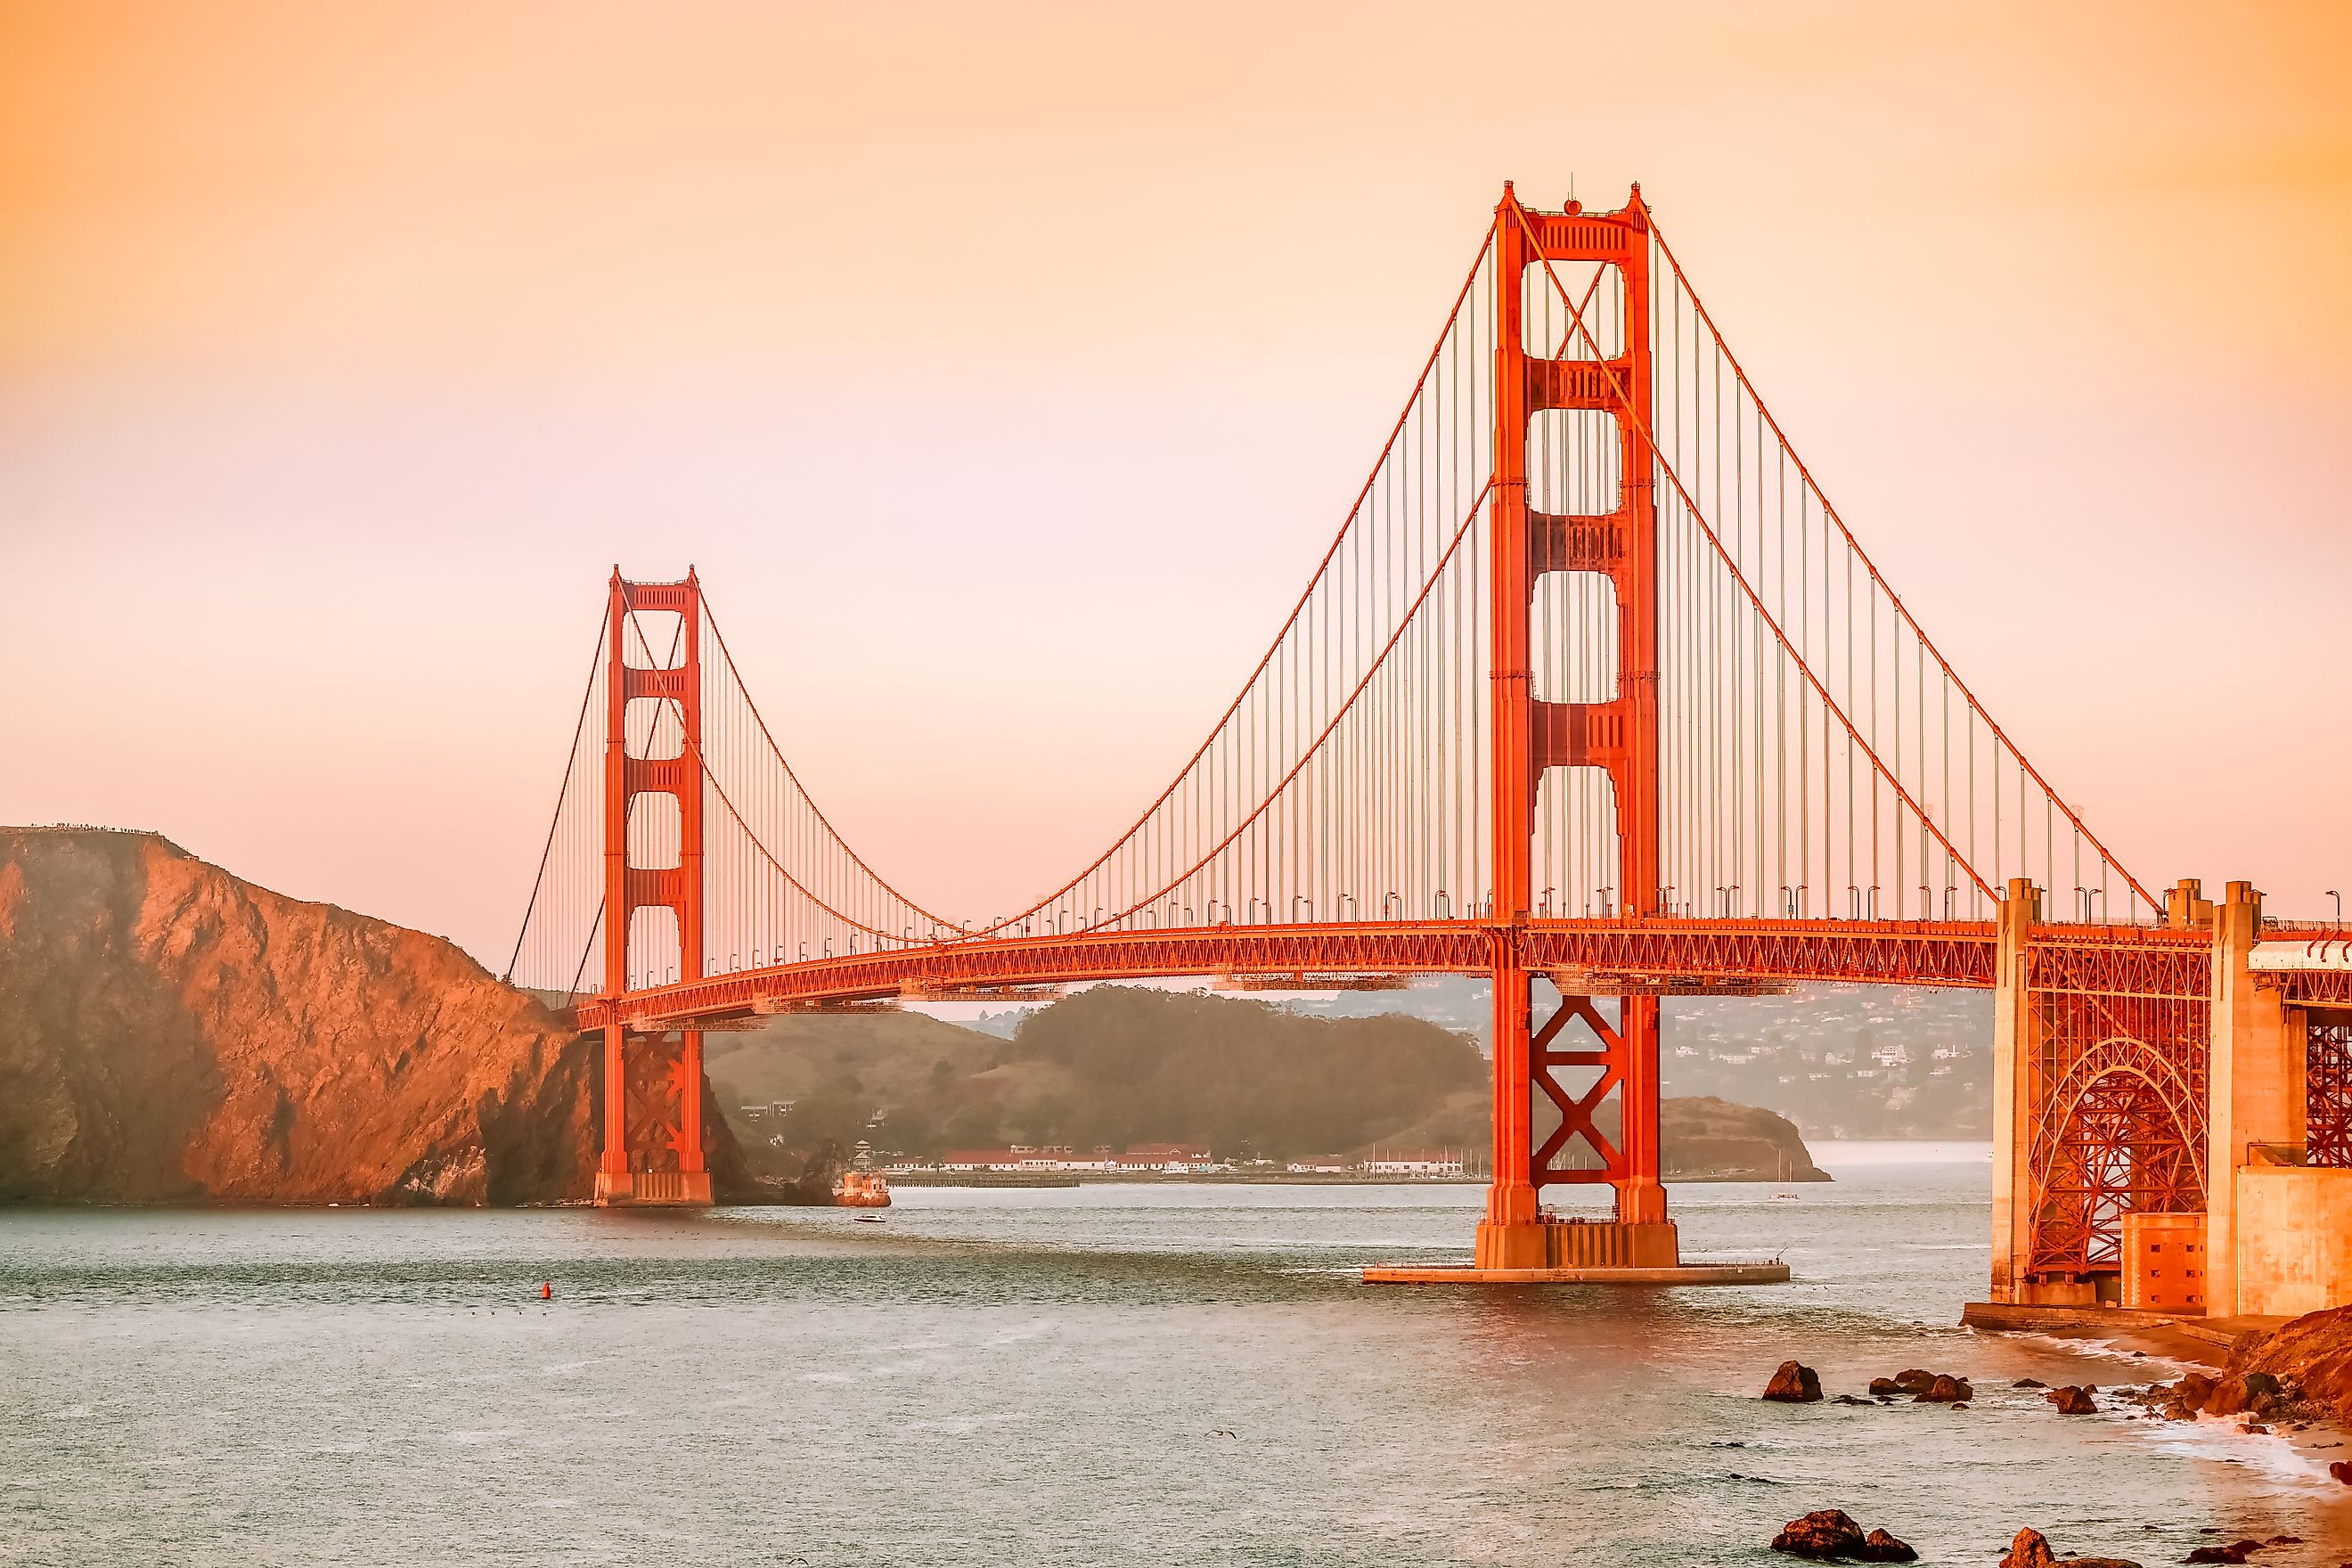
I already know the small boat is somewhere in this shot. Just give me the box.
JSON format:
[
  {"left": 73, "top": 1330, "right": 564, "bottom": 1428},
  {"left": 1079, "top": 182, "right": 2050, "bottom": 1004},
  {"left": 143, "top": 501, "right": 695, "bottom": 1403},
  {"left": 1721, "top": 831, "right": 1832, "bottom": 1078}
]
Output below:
[
  {"left": 833, "top": 1167, "right": 892, "bottom": 1209},
  {"left": 853, "top": 1213, "right": 886, "bottom": 1224}
]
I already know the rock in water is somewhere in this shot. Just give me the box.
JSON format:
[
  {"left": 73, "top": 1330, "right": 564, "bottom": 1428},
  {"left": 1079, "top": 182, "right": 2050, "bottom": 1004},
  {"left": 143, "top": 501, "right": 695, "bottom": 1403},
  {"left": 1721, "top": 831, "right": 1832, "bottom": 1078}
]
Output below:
[
  {"left": 1858, "top": 1528, "right": 1917, "bottom": 1562},
  {"left": 1997, "top": 1528, "right": 2140, "bottom": 1568},
  {"left": 0, "top": 827, "right": 752, "bottom": 1205},
  {"left": 2013, "top": 1377, "right": 2048, "bottom": 1389},
  {"left": 1763, "top": 1361, "right": 1824, "bottom": 1402},
  {"left": 1770, "top": 1510, "right": 1866, "bottom": 1559},
  {"left": 2182, "top": 1543, "right": 2262, "bottom": 1565},
  {"left": 2202, "top": 1373, "right": 2279, "bottom": 1417},
  {"left": 1866, "top": 1377, "right": 1902, "bottom": 1397},
  {"left": 1997, "top": 1529, "right": 2055, "bottom": 1568},
  {"left": 1915, "top": 1374, "right": 1972, "bottom": 1403},
  {"left": 2046, "top": 1385, "right": 2098, "bottom": 1415},
  {"left": 2331, "top": 1460, "right": 2352, "bottom": 1485}
]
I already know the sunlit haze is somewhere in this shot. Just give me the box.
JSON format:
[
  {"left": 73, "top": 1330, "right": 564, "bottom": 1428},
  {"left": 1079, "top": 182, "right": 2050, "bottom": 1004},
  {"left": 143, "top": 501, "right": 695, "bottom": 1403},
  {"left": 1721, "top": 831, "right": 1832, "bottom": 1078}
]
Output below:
[{"left": 6, "top": 1, "right": 2348, "bottom": 964}]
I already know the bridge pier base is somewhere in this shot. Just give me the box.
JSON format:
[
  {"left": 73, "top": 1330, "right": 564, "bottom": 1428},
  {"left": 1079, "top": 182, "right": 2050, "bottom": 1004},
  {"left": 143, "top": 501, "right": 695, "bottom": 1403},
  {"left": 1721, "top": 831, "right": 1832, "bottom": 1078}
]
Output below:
[
  {"left": 1474, "top": 1220, "right": 1550, "bottom": 1270},
  {"left": 1474, "top": 1217, "right": 1680, "bottom": 1270},
  {"left": 593, "top": 1169, "right": 715, "bottom": 1206},
  {"left": 1374, "top": 1216, "right": 1783, "bottom": 1284},
  {"left": 590, "top": 1022, "right": 715, "bottom": 1208}
]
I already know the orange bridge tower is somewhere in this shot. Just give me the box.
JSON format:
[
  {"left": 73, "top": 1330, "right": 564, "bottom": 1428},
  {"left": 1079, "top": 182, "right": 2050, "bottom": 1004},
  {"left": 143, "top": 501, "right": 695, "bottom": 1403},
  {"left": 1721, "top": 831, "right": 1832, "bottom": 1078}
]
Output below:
[
  {"left": 597, "top": 570, "right": 714, "bottom": 1205},
  {"left": 1477, "top": 186, "right": 1672, "bottom": 1270}
]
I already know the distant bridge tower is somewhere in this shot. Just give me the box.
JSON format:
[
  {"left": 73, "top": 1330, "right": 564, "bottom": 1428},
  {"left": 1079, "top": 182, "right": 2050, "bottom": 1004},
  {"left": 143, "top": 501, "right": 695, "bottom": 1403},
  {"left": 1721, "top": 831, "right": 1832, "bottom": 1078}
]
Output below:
[
  {"left": 1479, "top": 186, "right": 1672, "bottom": 1269},
  {"left": 597, "top": 570, "right": 713, "bottom": 1205}
]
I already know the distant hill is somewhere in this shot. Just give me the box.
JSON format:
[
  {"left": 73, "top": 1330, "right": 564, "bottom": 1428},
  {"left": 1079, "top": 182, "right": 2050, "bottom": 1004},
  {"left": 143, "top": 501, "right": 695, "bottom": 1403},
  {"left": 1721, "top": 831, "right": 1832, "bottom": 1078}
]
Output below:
[
  {"left": 1620, "top": 1097, "right": 1829, "bottom": 1182},
  {"left": 709, "top": 985, "right": 1489, "bottom": 1164},
  {"left": 709, "top": 984, "right": 1825, "bottom": 1180}
]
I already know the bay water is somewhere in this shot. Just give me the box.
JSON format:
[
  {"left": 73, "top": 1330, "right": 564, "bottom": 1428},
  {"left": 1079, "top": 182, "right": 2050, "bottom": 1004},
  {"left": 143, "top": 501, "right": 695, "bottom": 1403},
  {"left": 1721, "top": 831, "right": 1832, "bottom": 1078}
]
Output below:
[{"left": 4, "top": 1147, "right": 2348, "bottom": 1565}]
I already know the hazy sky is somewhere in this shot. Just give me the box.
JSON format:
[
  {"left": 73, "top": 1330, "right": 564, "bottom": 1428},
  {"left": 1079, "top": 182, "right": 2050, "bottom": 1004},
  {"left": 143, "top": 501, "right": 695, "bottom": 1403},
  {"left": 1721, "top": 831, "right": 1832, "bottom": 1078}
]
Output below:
[{"left": 5, "top": 1, "right": 2348, "bottom": 963}]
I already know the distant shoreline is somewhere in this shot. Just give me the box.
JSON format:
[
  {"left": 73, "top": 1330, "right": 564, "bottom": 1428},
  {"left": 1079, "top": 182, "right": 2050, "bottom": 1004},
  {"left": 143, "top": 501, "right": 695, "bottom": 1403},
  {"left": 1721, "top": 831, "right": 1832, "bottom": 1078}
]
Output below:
[{"left": 880, "top": 1169, "right": 1836, "bottom": 1188}]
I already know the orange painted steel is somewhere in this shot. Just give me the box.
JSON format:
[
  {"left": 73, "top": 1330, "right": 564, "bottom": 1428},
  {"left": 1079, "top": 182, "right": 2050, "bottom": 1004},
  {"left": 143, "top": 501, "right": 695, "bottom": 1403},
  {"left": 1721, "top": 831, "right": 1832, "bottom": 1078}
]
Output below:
[
  {"left": 2019, "top": 926, "right": 2212, "bottom": 1276},
  {"left": 2308, "top": 1019, "right": 2352, "bottom": 1168},
  {"left": 1482, "top": 185, "right": 1669, "bottom": 1248},
  {"left": 575, "top": 917, "right": 2014, "bottom": 1034},
  {"left": 571, "top": 920, "right": 2226, "bottom": 1042},
  {"left": 600, "top": 571, "right": 710, "bottom": 1200},
  {"left": 2282, "top": 968, "right": 2352, "bottom": 1009}
]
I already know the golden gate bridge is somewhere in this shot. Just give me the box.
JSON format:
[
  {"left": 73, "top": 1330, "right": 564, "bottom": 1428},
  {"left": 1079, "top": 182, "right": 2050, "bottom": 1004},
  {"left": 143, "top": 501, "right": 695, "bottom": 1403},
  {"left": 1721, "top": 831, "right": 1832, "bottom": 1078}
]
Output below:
[{"left": 507, "top": 185, "right": 2352, "bottom": 1311}]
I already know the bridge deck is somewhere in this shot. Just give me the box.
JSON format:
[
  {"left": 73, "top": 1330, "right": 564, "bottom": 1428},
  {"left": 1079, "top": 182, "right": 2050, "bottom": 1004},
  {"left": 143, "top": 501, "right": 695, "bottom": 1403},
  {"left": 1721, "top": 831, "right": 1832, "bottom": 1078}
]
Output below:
[{"left": 568, "top": 917, "right": 2210, "bottom": 1032}]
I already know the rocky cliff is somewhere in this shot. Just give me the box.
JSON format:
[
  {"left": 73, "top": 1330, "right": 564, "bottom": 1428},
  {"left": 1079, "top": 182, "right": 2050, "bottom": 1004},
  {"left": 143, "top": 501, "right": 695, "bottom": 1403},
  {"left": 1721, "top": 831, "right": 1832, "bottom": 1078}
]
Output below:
[
  {"left": 0, "top": 827, "right": 742, "bottom": 1205},
  {"left": 2228, "top": 1304, "right": 2352, "bottom": 1423}
]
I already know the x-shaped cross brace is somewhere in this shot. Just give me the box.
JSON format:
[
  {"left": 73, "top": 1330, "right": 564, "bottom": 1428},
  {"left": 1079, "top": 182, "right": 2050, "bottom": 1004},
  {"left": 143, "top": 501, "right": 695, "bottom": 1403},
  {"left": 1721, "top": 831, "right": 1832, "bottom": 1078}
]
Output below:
[{"left": 1531, "top": 993, "right": 1625, "bottom": 1184}]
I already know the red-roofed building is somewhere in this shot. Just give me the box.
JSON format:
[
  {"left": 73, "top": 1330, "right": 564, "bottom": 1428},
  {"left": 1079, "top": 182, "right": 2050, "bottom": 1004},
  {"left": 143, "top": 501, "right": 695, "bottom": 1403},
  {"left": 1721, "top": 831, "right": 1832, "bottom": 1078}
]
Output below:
[{"left": 1115, "top": 1144, "right": 1219, "bottom": 1173}]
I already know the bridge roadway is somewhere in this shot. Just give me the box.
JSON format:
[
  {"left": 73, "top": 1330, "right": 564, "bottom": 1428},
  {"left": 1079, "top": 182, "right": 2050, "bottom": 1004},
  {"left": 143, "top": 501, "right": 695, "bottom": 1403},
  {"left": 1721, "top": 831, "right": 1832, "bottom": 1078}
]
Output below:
[{"left": 568, "top": 916, "right": 2234, "bottom": 1034}]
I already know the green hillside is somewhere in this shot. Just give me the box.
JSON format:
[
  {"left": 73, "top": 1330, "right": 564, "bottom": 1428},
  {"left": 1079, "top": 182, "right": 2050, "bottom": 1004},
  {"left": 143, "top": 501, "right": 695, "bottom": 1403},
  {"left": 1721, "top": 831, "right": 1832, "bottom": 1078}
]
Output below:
[
  {"left": 705, "top": 985, "right": 1488, "bottom": 1164},
  {"left": 706, "top": 985, "right": 1828, "bottom": 1184}
]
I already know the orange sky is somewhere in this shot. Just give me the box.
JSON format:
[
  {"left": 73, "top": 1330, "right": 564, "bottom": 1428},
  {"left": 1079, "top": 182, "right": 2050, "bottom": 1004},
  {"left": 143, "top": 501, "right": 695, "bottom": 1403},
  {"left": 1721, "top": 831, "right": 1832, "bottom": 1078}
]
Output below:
[{"left": 4, "top": 1, "right": 2349, "bottom": 961}]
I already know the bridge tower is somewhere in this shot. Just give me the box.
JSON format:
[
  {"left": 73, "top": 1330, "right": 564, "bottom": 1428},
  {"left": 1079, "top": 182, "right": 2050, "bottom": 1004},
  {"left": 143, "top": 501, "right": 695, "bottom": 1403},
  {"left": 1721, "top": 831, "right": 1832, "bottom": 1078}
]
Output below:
[
  {"left": 596, "top": 570, "right": 714, "bottom": 1206},
  {"left": 1478, "top": 185, "right": 1672, "bottom": 1270}
]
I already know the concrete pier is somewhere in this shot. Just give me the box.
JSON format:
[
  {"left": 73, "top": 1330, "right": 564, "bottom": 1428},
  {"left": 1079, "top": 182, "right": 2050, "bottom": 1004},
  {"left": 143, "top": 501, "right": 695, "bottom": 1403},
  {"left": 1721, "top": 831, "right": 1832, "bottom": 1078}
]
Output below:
[{"left": 1366, "top": 1262, "right": 1789, "bottom": 1286}]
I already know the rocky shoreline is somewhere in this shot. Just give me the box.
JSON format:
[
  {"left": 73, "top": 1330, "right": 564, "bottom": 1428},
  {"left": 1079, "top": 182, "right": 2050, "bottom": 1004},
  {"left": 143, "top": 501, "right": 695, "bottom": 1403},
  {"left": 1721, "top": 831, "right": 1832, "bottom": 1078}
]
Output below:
[{"left": 1753, "top": 1313, "right": 2352, "bottom": 1565}]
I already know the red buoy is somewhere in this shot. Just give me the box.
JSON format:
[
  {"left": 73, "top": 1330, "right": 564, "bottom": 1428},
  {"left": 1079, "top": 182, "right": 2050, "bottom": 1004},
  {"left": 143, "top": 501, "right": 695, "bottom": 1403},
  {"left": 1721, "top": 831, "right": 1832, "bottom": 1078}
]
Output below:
[{"left": 540, "top": 1282, "right": 552, "bottom": 1300}]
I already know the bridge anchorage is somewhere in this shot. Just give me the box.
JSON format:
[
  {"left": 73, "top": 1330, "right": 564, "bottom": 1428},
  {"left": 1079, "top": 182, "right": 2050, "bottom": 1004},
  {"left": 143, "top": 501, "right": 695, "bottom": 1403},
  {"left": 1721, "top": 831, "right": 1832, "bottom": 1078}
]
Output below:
[{"left": 511, "top": 184, "right": 2352, "bottom": 1309}]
